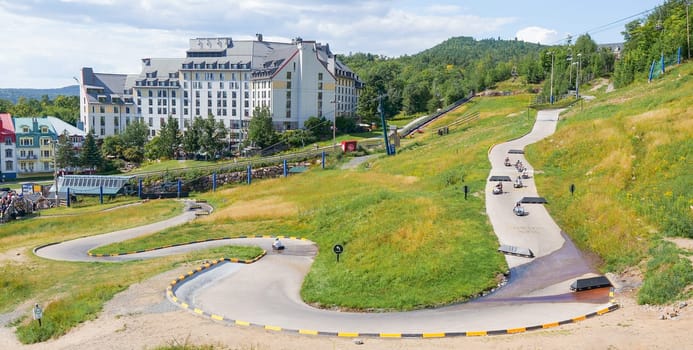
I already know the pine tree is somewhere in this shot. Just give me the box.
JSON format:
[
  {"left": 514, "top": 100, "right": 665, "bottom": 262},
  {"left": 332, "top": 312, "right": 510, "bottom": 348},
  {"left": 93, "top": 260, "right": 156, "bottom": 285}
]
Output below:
[{"left": 79, "top": 133, "right": 103, "bottom": 172}]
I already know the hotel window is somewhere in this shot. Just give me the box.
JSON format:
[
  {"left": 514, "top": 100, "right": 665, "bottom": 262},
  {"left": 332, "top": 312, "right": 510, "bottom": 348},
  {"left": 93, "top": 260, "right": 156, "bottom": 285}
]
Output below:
[
  {"left": 287, "top": 81, "right": 291, "bottom": 89},
  {"left": 100, "top": 116, "right": 105, "bottom": 126},
  {"left": 5, "top": 161, "right": 12, "bottom": 171},
  {"left": 4, "top": 139, "right": 11, "bottom": 145},
  {"left": 286, "top": 72, "right": 291, "bottom": 79},
  {"left": 100, "top": 106, "right": 105, "bottom": 113},
  {"left": 318, "top": 82, "right": 323, "bottom": 90},
  {"left": 148, "top": 90, "right": 153, "bottom": 97},
  {"left": 126, "top": 107, "right": 130, "bottom": 113},
  {"left": 5, "top": 149, "right": 11, "bottom": 157},
  {"left": 318, "top": 73, "right": 323, "bottom": 80},
  {"left": 148, "top": 107, "right": 153, "bottom": 114},
  {"left": 114, "top": 106, "right": 119, "bottom": 113}
]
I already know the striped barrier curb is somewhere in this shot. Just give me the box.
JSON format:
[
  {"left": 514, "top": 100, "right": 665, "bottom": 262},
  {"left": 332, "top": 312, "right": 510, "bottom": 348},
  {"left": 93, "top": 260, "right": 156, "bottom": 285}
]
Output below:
[
  {"left": 166, "top": 248, "right": 620, "bottom": 338},
  {"left": 86, "top": 234, "right": 307, "bottom": 257}
]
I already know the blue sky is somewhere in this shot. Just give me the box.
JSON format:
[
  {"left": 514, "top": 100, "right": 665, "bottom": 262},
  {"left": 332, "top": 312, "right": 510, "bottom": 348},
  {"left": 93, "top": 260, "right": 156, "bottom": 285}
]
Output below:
[{"left": 0, "top": 0, "right": 666, "bottom": 88}]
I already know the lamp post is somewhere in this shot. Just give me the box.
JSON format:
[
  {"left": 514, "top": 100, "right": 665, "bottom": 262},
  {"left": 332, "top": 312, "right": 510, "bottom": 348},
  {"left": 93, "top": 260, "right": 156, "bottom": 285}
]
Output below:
[
  {"left": 547, "top": 51, "right": 555, "bottom": 104},
  {"left": 567, "top": 54, "right": 573, "bottom": 90},
  {"left": 52, "top": 140, "right": 59, "bottom": 207},
  {"left": 687, "top": 1, "right": 691, "bottom": 60},
  {"left": 576, "top": 53, "right": 582, "bottom": 99},
  {"left": 331, "top": 100, "right": 337, "bottom": 152}
]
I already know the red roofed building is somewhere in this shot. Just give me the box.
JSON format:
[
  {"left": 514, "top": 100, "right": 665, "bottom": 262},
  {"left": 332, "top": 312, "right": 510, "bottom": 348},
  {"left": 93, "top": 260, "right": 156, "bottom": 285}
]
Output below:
[{"left": 0, "top": 113, "right": 17, "bottom": 180}]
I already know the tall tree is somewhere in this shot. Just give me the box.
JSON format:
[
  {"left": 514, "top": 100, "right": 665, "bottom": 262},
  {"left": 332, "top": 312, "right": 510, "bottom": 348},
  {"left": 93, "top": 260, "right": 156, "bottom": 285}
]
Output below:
[
  {"left": 55, "top": 130, "right": 77, "bottom": 169},
  {"left": 247, "top": 107, "right": 278, "bottom": 149},
  {"left": 79, "top": 133, "right": 103, "bottom": 171},
  {"left": 199, "top": 114, "right": 228, "bottom": 158},
  {"left": 101, "top": 135, "right": 124, "bottom": 159},
  {"left": 156, "top": 116, "right": 181, "bottom": 159},
  {"left": 303, "top": 116, "right": 331, "bottom": 140}
]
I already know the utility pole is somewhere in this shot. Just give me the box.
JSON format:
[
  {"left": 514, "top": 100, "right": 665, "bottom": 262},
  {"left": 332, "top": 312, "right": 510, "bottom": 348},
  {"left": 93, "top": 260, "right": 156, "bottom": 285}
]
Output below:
[
  {"left": 378, "top": 95, "right": 392, "bottom": 156},
  {"left": 576, "top": 53, "right": 582, "bottom": 99},
  {"left": 53, "top": 140, "right": 59, "bottom": 207},
  {"left": 687, "top": 1, "right": 691, "bottom": 60},
  {"left": 331, "top": 99, "right": 337, "bottom": 153},
  {"left": 548, "top": 51, "right": 555, "bottom": 104}
]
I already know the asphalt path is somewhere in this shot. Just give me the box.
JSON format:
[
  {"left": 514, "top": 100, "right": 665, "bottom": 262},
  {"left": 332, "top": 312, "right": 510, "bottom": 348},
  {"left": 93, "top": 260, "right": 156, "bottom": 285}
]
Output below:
[{"left": 33, "top": 110, "right": 612, "bottom": 335}]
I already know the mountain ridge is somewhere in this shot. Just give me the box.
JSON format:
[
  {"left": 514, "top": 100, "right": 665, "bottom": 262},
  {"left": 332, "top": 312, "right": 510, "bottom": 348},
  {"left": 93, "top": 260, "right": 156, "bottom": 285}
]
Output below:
[{"left": 0, "top": 85, "right": 79, "bottom": 103}]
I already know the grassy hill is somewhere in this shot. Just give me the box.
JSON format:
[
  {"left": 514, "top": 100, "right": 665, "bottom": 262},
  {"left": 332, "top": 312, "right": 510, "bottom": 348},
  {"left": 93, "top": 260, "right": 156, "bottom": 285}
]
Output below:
[
  {"left": 527, "top": 62, "right": 693, "bottom": 304},
  {"left": 3, "top": 63, "right": 692, "bottom": 342}
]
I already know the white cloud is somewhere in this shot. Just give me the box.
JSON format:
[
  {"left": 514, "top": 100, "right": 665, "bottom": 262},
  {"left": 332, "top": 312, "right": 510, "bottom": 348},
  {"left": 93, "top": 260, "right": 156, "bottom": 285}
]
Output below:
[
  {"left": 515, "top": 26, "right": 560, "bottom": 44},
  {"left": 0, "top": 0, "right": 518, "bottom": 88}
]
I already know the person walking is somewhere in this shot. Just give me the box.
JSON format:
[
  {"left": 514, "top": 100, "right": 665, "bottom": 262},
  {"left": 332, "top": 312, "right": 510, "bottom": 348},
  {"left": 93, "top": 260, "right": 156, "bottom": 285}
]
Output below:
[{"left": 33, "top": 303, "right": 43, "bottom": 327}]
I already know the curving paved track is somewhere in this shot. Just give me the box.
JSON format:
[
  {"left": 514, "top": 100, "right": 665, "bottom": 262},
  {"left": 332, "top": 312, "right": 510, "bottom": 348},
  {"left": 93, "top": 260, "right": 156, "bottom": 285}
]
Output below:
[{"left": 34, "top": 109, "right": 614, "bottom": 336}]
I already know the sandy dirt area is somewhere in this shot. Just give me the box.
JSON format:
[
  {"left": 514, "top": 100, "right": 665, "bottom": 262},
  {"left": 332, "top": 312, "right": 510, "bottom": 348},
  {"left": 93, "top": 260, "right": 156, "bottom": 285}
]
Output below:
[{"left": 1, "top": 258, "right": 691, "bottom": 350}]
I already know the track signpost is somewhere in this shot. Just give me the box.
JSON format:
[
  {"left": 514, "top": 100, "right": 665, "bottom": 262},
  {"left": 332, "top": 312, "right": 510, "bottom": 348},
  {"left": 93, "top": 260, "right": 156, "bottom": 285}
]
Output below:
[{"left": 333, "top": 244, "right": 344, "bottom": 262}]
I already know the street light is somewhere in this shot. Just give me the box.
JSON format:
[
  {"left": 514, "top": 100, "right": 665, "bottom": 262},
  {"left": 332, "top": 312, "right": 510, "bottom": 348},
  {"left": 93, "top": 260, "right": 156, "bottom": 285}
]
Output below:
[
  {"left": 52, "top": 140, "right": 59, "bottom": 207},
  {"left": 547, "top": 51, "right": 555, "bottom": 104},
  {"left": 567, "top": 54, "right": 573, "bottom": 89},
  {"left": 576, "top": 53, "right": 582, "bottom": 99},
  {"left": 687, "top": 1, "right": 691, "bottom": 60},
  {"left": 331, "top": 99, "right": 337, "bottom": 152}
]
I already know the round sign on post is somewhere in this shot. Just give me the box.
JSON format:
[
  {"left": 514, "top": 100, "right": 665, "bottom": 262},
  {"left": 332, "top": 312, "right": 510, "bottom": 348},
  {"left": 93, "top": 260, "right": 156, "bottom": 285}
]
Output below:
[{"left": 333, "top": 244, "right": 344, "bottom": 262}]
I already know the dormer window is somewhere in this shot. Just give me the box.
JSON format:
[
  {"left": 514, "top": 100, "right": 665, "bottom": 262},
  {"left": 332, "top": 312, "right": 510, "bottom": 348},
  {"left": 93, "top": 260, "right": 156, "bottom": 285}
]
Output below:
[
  {"left": 41, "top": 126, "right": 49, "bottom": 133},
  {"left": 22, "top": 126, "right": 29, "bottom": 133}
]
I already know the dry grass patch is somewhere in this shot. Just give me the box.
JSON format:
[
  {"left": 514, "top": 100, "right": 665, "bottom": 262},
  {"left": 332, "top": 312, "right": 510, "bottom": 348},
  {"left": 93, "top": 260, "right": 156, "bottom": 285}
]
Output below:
[
  {"left": 203, "top": 196, "right": 297, "bottom": 222},
  {"left": 589, "top": 150, "right": 633, "bottom": 187}
]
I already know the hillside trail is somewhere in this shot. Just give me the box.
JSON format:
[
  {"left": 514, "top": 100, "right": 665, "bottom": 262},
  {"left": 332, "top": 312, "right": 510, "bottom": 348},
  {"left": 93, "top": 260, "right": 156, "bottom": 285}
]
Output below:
[{"left": 1, "top": 114, "right": 692, "bottom": 348}]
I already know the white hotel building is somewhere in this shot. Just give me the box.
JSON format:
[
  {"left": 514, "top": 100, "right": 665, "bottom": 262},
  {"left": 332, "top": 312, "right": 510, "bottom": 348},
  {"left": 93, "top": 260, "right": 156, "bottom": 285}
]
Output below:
[{"left": 78, "top": 35, "right": 362, "bottom": 147}]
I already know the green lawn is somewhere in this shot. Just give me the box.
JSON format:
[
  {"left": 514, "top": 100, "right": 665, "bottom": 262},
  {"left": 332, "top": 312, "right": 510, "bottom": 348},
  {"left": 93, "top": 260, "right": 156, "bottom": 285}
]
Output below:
[
  {"left": 92, "top": 94, "right": 536, "bottom": 310},
  {"left": 526, "top": 62, "right": 693, "bottom": 303}
]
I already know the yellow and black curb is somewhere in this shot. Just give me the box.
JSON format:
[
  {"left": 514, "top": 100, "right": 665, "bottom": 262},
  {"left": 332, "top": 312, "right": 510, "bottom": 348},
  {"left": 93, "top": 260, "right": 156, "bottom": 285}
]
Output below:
[
  {"left": 165, "top": 241, "right": 620, "bottom": 339},
  {"left": 87, "top": 234, "right": 306, "bottom": 257}
]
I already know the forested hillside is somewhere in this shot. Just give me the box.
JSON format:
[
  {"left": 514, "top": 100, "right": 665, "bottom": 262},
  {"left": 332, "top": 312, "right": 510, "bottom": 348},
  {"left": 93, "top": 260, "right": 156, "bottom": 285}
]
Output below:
[
  {"left": 342, "top": 0, "right": 690, "bottom": 122},
  {"left": 615, "top": 0, "right": 692, "bottom": 86},
  {"left": 0, "top": 85, "right": 78, "bottom": 104},
  {"left": 0, "top": 95, "right": 80, "bottom": 125},
  {"left": 341, "top": 37, "right": 546, "bottom": 122}
]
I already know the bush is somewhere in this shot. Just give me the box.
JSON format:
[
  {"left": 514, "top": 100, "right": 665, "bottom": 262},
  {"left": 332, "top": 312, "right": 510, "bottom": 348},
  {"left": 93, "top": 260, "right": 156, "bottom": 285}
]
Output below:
[{"left": 638, "top": 241, "right": 693, "bottom": 305}]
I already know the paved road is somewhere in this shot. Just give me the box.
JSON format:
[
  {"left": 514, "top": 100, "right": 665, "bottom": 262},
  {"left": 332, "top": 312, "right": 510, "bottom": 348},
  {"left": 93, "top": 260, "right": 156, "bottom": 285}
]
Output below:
[
  {"left": 34, "top": 111, "right": 612, "bottom": 335},
  {"left": 187, "top": 109, "right": 611, "bottom": 333}
]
